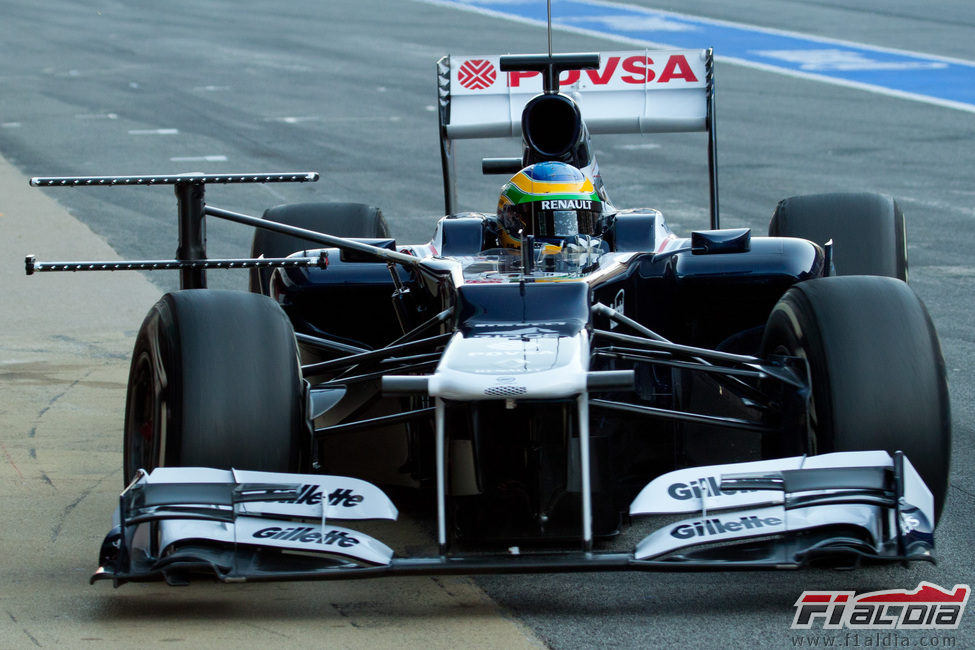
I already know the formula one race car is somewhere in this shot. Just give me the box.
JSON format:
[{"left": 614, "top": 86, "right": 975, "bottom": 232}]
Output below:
[{"left": 26, "top": 45, "right": 950, "bottom": 586}]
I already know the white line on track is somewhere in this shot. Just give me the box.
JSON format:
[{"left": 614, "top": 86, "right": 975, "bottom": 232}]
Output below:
[
  {"left": 169, "top": 155, "right": 228, "bottom": 162},
  {"left": 266, "top": 116, "right": 320, "bottom": 124}
]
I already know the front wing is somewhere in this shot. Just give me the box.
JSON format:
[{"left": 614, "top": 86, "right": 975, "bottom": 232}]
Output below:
[{"left": 93, "top": 451, "right": 934, "bottom": 586}]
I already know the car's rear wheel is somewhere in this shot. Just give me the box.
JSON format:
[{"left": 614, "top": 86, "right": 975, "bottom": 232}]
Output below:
[
  {"left": 760, "top": 276, "right": 950, "bottom": 522},
  {"left": 123, "top": 290, "right": 305, "bottom": 484},
  {"left": 769, "top": 192, "right": 907, "bottom": 280},
  {"left": 249, "top": 202, "right": 388, "bottom": 295}
]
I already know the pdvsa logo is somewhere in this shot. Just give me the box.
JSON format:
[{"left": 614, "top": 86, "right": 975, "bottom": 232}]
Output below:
[
  {"left": 507, "top": 54, "right": 700, "bottom": 88},
  {"left": 454, "top": 52, "right": 703, "bottom": 92},
  {"left": 792, "top": 583, "right": 969, "bottom": 630},
  {"left": 458, "top": 59, "right": 497, "bottom": 90}
]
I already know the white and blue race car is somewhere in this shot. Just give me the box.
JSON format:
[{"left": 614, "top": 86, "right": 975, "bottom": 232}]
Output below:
[{"left": 27, "top": 44, "right": 948, "bottom": 586}]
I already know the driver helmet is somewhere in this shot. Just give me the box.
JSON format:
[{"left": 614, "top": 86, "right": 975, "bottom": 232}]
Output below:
[{"left": 497, "top": 162, "right": 603, "bottom": 248}]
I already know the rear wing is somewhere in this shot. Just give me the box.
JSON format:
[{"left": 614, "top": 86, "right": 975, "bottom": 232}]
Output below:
[{"left": 436, "top": 49, "right": 719, "bottom": 226}]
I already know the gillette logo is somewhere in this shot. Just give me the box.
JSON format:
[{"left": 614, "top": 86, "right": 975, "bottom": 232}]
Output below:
[
  {"left": 669, "top": 515, "right": 781, "bottom": 540},
  {"left": 253, "top": 526, "right": 360, "bottom": 548},
  {"left": 667, "top": 476, "right": 758, "bottom": 500},
  {"left": 268, "top": 485, "right": 364, "bottom": 508}
]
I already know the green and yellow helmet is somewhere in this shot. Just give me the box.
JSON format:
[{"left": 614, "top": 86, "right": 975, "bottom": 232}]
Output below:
[{"left": 497, "top": 162, "right": 603, "bottom": 247}]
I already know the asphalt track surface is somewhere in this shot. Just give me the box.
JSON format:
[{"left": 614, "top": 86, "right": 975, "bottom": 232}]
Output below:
[
  {"left": 1, "top": 1, "right": 973, "bottom": 648},
  {"left": 434, "top": 0, "right": 975, "bottom": 111}
]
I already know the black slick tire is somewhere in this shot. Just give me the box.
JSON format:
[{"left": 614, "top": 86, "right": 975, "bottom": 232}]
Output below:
[
  {"left": 249, "top": 202, "right": 388, "bottom": 294},
  {"left": 770, "top": 193, "right": 907, "bottom": 280},
  {"left": 123, "top": 290, "right": 305, "bottom": 483},
  {"left": 761, "top": 276, "right": 950, "bottom": 522}
]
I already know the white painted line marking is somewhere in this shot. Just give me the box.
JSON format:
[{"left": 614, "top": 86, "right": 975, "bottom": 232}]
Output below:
[
  {"left": 169, "top": 155, "right": 228, "bottom": 162},
  {"left": 753, "top": 49, "right": 947, "bottom": 72},
  {"left": 129, "top": 128, "right": 179, "bottom": 135},
  {"left": 266, "top": 115, "right": 397, "bottom": 123},
  {"left": 76, "top": 113, "right": 119, "bottom": 120},
  {"left": 267, "top": 116, "right": 320, "bottom": 124},
  {"left": 260, "top": 183, "right": 289, "bottom": 202},
  {"left": 616, "top": 143, "right": 661, "bottom": 150},
  {"left": 2, "top": 122, "right": 22, "bottom": 128}
]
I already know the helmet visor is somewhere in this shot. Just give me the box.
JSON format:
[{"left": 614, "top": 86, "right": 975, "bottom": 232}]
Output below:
[{"left": 509, "top": 199, "right": 602, "bottom": 239}]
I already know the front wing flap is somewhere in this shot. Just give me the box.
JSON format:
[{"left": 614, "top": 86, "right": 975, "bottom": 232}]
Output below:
[{"left": 93, "top": 452, "right": 934, "bottom": 586}]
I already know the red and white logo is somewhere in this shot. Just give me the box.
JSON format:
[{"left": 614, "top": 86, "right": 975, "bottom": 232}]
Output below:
[
  {"left": 451, "top": 51, "right": 706, "bottom": 94},
  {"left": 792, "top": 582, "right": 969, "bottom": 630},
  {"left": 457, "top": 59, "right": 497, "bottom": 90},
  {"left": 507, "top": 53, "right": 701, "bottom": 89}
]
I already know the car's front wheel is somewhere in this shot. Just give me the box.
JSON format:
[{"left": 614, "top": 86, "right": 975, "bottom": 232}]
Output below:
[
  {"left": 123, "top": 290, "right": 306, "bottom": 484},
  {"left": 769, "top": 192, "right": 907, "bottom": 280},
  {"left": 761, "top": 276, "right": 950, "bottom": 522},
  {"left": 249, "top": 202, "right": 388, "bottom": 295}
]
